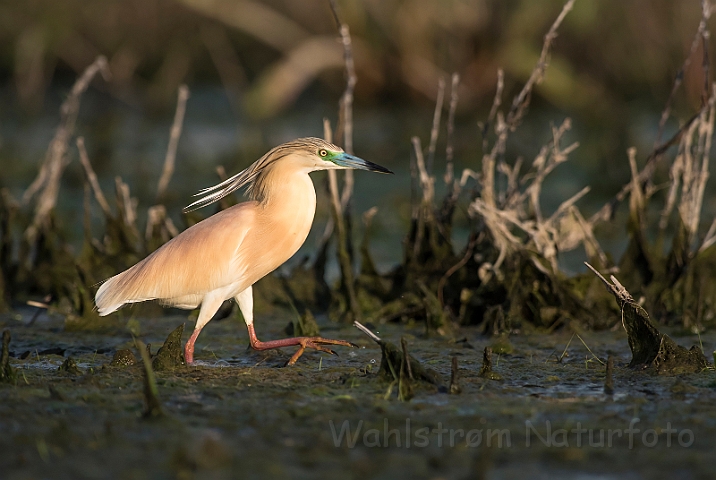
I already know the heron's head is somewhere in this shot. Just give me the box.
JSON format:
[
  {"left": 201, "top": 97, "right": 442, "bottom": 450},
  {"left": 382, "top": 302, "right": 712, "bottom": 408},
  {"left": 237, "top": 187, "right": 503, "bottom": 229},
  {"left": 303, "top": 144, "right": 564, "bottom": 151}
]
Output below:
[
  {"left": 289, "top": 138, "right": 393, "bottom": 174},
  {"left": 185, "top": 137, "right": 392, "bottom": 211}
]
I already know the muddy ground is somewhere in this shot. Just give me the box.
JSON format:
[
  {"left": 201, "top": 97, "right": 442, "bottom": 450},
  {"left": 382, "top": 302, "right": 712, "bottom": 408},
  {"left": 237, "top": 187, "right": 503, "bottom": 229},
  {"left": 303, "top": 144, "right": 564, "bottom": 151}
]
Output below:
[{"left": 2, "top": 307, "right": 716, "bottom": 480}]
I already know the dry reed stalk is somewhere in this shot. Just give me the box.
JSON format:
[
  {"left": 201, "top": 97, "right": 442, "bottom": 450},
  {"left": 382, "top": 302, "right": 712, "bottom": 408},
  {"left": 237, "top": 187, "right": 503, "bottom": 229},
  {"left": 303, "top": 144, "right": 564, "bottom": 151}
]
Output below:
[
  {"left": 411, "top": 136, "right": 435, "bottom": 261},
  {"left": 569, "top": 207, "right": 608, "bottom": 266},
  {"left": 324, "top": 118, "right": 360, "bottom": 321},
  {"left": 427, "top": 77, "right": 446, "bottom": 173},
  {"left": 145, "top": 205, "right": 179, "bottom": 243},
  {"left": 506, "top": 0, "right": 575, "bottom": 130},
  {"left": 23, "top": 56, "right": 110, "bottom": 248},
  {"left": 592, "top": 3, "right": 714, "bottom": 226},
  {"left": 466, "top": 0, "right": 588, "bottom": 279},
  {"left": 656, "top": 0, "right": 712, "bottom": 146},
  {"left": 320, "top": 0, "right": 363, "bottom": 321},
  {"left": 76, "top": 137, "right": 112, "bottom": 217},
  {"left": 156, "top": 85, "right": 190, "bottom": 201},
  {"left": 330, "top": 0, "right": 357, "bottom": 211},
  {"left": 469, "top": 114, "right": 597, "bottom": 276},
  {"left": 444, "top": 73, "right": 459, "bottom": 188},
  {"left": 114, "top": 177, "right": 138, "bottom": 232},
  {"left": 480, "top": 69, "right": 504, "bottom": 151}
]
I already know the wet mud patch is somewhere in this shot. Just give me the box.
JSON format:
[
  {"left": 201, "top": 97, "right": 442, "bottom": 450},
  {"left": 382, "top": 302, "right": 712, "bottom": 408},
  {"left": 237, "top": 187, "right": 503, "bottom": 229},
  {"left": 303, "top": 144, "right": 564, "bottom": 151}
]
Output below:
[{"left": 2, "top": 310, "right": 716, "bottom": 479}]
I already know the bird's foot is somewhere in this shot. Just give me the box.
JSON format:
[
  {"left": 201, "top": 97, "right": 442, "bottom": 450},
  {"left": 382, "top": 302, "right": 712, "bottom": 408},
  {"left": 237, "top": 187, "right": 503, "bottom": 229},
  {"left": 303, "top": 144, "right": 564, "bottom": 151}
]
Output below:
[
  {"left": 246, "top": 324, "right": 357, "bottom": 366},
  {"left": 285, "top": 337, "right": 358, "bottom": 366}
]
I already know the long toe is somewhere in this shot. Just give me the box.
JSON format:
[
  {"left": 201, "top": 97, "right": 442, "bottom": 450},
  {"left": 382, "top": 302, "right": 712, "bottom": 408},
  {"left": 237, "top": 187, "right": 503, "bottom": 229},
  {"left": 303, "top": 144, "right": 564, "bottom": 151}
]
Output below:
[
  {"left": 305, "top": 341, "right": 337, "bottom": 356},
  {"left": 309, "top": 337, "right": 357, "bottom": 348}
]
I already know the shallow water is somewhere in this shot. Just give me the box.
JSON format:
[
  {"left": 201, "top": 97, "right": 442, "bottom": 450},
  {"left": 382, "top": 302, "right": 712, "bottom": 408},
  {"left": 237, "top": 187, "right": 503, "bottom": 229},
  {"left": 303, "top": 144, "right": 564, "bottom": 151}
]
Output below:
[{"left": 2, "top": 306, "right": 716, "bottom": 479}]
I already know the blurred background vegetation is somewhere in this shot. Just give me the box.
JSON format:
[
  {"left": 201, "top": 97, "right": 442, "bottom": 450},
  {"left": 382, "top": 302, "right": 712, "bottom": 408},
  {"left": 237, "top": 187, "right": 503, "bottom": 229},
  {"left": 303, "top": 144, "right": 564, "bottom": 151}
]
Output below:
[
  {"left": 0, "top": 0, "right": 712, "bottom": 268},
  {"left": 0, "top": 0, "right": 705, "bottom": 115}
]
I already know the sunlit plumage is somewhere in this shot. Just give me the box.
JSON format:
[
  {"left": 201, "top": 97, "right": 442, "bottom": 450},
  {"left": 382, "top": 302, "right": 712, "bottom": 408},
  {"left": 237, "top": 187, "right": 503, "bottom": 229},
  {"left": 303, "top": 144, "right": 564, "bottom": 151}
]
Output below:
[{"left": 95, "top": 137, "right": 392, "bottom": 364}]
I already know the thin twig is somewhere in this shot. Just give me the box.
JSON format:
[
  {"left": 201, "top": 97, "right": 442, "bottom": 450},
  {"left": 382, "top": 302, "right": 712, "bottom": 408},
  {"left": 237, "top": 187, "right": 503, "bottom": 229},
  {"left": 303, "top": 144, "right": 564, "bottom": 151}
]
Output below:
[
  {"left": 157, "top": 85, "right": 190, "bottom": 200},
  {"left": 591, "top": 103, "right": 708, "bottom": 225},
  {"left": 584, "top": 262, "right": 614, "bottom": 292},
  {"left": 444, "top": 73, "right": 460, "bottom": 186},
  {"left": 558, "top": 333, "right": 575, "bottom": 363},
  {"left": 400, "top": 337, "right": 413, "bottom": 380},
  {"left": 411, "top": 136, "right": 435, "bottom": 260},
  {"left": 326, "top": 117, "right": 360, "bottom": 321},
  {"left": 330, "top": 0, "right": 357, "bottom": 211},
  {"left": 76, "top": 137, "right": 112, "bottom": 217},
  {"left": 326, "top": 119, "right": 343, "bottom": 223},
  {"left": 320, "top": 118, "right": 338, "bottom": 247},
  {"left": 353, "top": 320, "right": 381, "bottom": 343},
  {"left": 428, "top": 77, "right": 446, "bottom": 173},
  {"left": 480, "top": 69, "right": 504, "bottom": 151},
  {"left": 115, "top": 176, "right": 138, "bottom": 229},
  {"left": 699, "top": 218, "right": 716, "bottom": 252},
  {"left": 506, "top": 0, "right": 575, "bottom": 130},
  {"left": 575, "top": 333, "right": 604, "bottom": 365},
  {"left": 438, "top": 235, "right": 475, "bottom": 307},
  {"left": 23, "top": 56, "right": 111, "bottom": 206}
]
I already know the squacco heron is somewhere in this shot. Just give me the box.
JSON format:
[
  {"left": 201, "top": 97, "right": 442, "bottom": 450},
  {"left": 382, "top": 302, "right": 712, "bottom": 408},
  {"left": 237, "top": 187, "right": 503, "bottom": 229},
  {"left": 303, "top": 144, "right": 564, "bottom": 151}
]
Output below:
[{"left": 95, "top": 137, "right": 392, "bottom": 365}]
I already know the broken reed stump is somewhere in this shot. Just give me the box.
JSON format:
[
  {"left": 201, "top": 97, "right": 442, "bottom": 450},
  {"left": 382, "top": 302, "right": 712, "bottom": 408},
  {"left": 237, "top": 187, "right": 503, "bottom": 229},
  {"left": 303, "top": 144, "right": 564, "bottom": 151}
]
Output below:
[
  {"left": 135, "top": 339, "right": 164, "bottom": 418},
  {"left": 604, "top": 355, "right": 614, "bottom": 395},
  {"left": 586, "top": 263, "right": 709, "bottom": 375},
  {"left": 398, "top": 337, "right": 414, "bottom": 401},
  {"left": 379, "top": 337, "right": 443, "bottom": 388},
  {"left": 478, "top": 346, "right": 502, "bottom": 381},
  {"left": 449, "top": 356, "right": 462, "bottom": 394},
  {"left": 353, "top": 321, "right": 444, "bottom": 388}
]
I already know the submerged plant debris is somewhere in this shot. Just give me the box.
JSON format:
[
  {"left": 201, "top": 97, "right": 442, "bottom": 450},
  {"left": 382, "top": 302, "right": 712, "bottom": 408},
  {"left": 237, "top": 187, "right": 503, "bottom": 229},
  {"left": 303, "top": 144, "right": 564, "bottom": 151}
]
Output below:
[
  {"left": 354, "top": 321, "right": 444, "bottom": 388},
  {"left": 57, "top": 356, "right": 82, "bottom": 376},
  {"left": 587, "top": 263, "right": 709, "bottom": 375}
]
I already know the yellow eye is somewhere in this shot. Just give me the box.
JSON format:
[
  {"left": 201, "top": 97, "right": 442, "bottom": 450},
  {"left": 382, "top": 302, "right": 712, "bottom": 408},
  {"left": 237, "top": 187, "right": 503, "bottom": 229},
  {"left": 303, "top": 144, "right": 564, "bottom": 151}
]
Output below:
[{"left": 319, "top": 149, "right": 328, "bottom": 157}]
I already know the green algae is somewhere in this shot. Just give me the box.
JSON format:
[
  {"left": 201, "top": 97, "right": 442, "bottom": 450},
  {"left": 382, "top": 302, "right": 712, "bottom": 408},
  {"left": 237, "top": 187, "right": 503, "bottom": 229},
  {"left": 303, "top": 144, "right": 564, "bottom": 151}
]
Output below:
[
  {"left": 152, "top": 323, "right": 186, "bottom": 371},
  {"left": 110, "top": 349, "right": 136, "bottom": 367}
]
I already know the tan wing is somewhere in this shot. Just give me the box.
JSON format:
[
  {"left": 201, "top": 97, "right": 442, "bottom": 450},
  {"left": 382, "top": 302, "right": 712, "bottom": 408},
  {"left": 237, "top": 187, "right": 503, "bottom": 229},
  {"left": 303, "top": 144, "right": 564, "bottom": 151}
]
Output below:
[{"left": 95, "top": 202, "right": 258, "bottom": 315}]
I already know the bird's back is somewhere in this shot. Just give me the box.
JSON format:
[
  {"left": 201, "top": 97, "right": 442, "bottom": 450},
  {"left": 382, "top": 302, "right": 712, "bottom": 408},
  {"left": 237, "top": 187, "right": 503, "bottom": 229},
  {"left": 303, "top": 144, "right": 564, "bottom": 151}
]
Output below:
[{"left": 95, "top": 202, "right": 258, "bottom": 315}]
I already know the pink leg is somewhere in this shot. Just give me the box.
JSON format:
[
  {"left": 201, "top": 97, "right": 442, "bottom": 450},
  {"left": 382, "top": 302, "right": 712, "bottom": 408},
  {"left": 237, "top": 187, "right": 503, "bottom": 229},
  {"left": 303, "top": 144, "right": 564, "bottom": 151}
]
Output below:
[
  {"left": 184, "top": 293, "right": 224, "bottom": 365},
  {"left": 246, "top": 323, "right": 356, "bottom": 366},
  {"left": 184, "top": 328, "right": 202, "bottom": 364}
]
